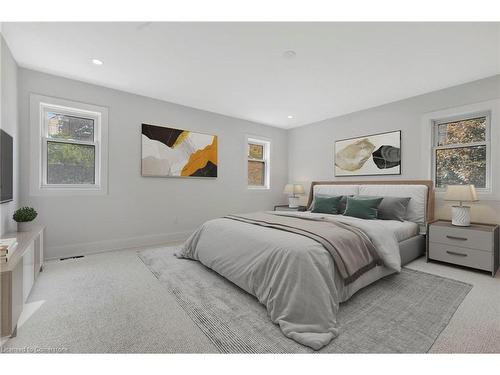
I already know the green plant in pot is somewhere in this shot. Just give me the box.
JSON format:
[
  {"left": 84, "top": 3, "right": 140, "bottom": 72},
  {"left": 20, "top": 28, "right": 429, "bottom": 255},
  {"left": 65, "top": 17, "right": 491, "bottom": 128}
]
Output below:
[{"left": 13, "top": 207, "right": 38, "bottom": 232}]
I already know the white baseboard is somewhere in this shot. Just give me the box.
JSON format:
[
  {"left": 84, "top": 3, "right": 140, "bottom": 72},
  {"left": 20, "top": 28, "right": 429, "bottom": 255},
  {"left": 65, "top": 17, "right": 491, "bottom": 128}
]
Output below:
[{"left": 45, "top": 230, "right": 193, "bottom": 261}]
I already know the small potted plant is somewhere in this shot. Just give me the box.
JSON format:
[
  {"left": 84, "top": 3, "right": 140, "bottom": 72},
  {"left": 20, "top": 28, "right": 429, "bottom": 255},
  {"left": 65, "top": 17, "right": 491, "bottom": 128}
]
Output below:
[{"left": 13, "top": 207, "right": 38, "bottom": 232}]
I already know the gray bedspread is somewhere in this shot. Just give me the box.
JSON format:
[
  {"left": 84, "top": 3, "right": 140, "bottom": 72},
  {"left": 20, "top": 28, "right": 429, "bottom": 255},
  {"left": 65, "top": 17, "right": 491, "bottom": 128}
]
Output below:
[
  {"left": 175, "top": 211, "right": 401, "bottom": 350},
  {"left": 225, "top": 212, "right": 382, "bottom": 284}
]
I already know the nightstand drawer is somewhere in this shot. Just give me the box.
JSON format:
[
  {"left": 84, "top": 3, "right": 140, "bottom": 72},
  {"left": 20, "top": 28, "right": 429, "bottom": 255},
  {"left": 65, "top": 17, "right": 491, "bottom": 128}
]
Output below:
[
  {"left": 429, "top": 226, "right": 493, "bottom": 252},
  {"left": 429, "top": 242, "right": 492, "bottom": 271}
]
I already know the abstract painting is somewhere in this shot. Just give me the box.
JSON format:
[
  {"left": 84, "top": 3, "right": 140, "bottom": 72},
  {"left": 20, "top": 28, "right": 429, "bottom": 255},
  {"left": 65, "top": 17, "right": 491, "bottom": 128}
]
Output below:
[
  {"left": 334, "top": 130, "right": 401, "bottom": 176},
  {"left": 141, "top": 123, "right": 217, "bottom": 178}
]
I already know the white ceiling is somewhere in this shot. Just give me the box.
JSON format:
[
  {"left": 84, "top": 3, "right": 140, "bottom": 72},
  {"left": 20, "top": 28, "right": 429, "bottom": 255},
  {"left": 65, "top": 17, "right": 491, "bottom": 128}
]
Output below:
[{"left": 3, "top": 22, "right": 500, "bottom": 128}]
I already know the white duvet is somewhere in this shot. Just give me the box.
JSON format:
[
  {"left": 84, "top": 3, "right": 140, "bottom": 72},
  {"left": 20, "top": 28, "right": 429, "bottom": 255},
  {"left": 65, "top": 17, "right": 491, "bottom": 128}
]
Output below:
[{"left": 176, "top": 211, "right": 401, "bottom": 350}]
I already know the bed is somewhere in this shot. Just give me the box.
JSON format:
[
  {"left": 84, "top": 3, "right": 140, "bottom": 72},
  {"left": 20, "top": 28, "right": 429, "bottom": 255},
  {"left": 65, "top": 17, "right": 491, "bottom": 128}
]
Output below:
[{"left": 176, "top": 180, "right": 434, "bottom": 350}]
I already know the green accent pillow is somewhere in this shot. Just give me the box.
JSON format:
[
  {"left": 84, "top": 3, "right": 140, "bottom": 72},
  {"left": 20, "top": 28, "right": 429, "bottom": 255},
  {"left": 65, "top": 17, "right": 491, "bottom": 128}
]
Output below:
[
  {"left": 343, "top": 197, "right": 384, "bottom": 219},
  {"left": 311, "top": 195, "right": 342, "bottom": 214}
]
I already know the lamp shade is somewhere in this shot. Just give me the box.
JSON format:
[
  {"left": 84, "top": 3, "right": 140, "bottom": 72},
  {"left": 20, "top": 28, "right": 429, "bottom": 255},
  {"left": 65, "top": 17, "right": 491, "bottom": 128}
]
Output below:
[
  {"left": 283, "top": 184, "right": 305, "bottom": 195},
  {"left": 444, "top": 185, "right": 478, "bottom": 202}
]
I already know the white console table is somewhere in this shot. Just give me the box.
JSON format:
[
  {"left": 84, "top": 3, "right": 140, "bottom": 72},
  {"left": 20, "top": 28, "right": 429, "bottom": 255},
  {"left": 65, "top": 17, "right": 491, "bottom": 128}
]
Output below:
[{"left": 1, "top": 225, "right": 45, "bottom": 337}]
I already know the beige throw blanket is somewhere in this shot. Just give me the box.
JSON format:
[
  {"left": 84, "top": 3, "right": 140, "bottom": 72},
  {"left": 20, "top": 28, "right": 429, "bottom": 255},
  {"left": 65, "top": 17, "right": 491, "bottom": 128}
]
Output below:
[{"left": 225, "top": 212, "right": 382, "bottom": 284}]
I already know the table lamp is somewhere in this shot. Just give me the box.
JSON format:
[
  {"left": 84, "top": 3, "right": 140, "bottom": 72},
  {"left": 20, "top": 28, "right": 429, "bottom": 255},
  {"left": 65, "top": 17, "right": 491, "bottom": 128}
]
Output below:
[
  {"left": 444, "top": 185, "right": 478, "bottom": 226},
  {"left": 283, "top": 184, "right": 305, "bottom": 208}
]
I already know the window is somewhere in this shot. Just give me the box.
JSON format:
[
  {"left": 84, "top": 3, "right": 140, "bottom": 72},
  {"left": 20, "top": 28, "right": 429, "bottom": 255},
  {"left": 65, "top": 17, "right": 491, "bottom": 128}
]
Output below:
[
  {"left": 247, "top": 137, "right": 270, "bottom": 189},
  {"left": 30, "top": 95, "right": 108, "bottom": 195},
  {"left": 432, "top": 113, "right": 490, "bottom": 190},
  {"left": 44, "top": 111, "right": 97, "bottom": 185}
]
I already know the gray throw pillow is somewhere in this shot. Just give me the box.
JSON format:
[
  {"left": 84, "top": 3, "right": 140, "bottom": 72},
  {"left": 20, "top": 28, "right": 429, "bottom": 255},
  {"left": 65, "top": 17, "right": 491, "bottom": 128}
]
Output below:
[
  {"left": 356, "top": 196, "right": 411, "bottom": 221},
  {"left": 378, "top": 197, "right": 411, "bottom": 221}
]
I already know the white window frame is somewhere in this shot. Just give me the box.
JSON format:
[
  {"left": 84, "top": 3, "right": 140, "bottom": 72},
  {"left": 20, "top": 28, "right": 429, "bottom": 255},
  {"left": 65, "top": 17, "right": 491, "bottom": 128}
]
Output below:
[
  {"left": 246, "top": 136, "right": 271, "bottom": 190},
  {"left": 431, "top": 112, "right": 490, "bottom": 193},
  {"left": 421, "top": 99, "right": 500, "bottom": 200},
  {"left": 30, "top": 94, "right": 108, "bottom": 196}
]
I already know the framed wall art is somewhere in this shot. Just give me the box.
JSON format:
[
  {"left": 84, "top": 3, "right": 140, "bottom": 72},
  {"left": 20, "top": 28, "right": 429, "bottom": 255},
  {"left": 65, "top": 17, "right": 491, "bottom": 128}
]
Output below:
[
  {"left": 141, "top": 123, "right": 218, "bottom": 178},
  {"left": 334, "top": 130, "right": 401, "bottom": 176}
]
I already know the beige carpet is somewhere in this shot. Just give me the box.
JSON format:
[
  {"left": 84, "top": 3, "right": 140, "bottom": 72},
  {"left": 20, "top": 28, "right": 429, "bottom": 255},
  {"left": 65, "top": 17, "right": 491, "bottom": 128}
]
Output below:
[
  {"left": 406, "top": 257, "right": 500, "bottom": 353},
  {"left": 2, "top": 248, "right": 217, "bottom": 353},
  {"left": 2, "top": 246, "right": 499, "bottom": 353}
]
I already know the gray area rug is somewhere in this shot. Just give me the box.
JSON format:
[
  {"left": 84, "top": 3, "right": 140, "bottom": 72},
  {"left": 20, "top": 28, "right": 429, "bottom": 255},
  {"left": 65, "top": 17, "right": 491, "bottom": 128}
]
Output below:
[{"left": 138, "top": 247, "right": 472, "bottom": 353}]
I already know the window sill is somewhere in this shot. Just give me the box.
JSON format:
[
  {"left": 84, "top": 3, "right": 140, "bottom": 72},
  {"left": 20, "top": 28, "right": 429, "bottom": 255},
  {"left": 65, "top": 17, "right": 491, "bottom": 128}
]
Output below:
[
  {"left": 31, "top": 185, "right": 108, "bottom": 197},
  {"left": 247, "top": 186, "right": 270, "bottom": 191}
]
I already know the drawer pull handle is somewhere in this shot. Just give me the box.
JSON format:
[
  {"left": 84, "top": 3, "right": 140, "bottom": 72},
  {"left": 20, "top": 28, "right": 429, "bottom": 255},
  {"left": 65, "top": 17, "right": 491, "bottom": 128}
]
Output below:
[
  {"left": 446, "top": 235, "right": 468, "bottom": 241},
  {"left": 446, "top": 250, "right": 468, "bottom": 257}
]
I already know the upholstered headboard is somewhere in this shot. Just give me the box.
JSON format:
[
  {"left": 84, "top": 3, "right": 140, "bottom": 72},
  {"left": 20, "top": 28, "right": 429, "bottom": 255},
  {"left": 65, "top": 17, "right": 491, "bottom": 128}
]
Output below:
[{"left": 307, "top": 180, "right": 435, "bottom": 223}]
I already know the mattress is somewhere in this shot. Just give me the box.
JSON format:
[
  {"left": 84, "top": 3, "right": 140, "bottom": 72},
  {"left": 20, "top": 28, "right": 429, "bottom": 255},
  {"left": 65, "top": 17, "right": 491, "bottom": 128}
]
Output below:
[{"left": 377, "top": 219, "right": 419, "bottom": 242}]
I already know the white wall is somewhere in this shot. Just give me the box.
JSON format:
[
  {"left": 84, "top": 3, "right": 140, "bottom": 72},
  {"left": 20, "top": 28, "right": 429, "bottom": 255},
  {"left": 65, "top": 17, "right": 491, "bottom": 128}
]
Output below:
[
  {"left": 0, "top": 34, "right": 19, "bottom": 235},
  {"left": 14, "top": 66, "right": 500, "bottom": 259},
  {"left": 18, "top": 68, "right": 288, "bottom": 259},
  {"left": 288, "top": 75, "right": 500, "bottom": 223}
]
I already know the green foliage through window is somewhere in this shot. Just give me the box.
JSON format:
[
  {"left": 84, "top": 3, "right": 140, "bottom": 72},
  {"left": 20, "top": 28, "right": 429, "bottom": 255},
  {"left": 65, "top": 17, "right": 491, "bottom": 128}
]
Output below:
[
  {"left": 434, "top": 116, "right": 488, "bottom": 189},
  {"left": 437, "top": 117, "right": 486, "bottom": 146},
  {"left": 47, "top": 112, "right": 94, "bottom": 142},
  {"left": 47, "top": 142, "right": 95, "bottom": 184},
  {"left": 248, "top": 143, "right": 264, "bottom": 160}
]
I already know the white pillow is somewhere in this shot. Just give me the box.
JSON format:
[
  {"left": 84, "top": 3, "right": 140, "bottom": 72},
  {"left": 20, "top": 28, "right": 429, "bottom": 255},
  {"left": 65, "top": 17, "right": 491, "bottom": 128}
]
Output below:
[{"left": 313, "top": 184, "right": 359, "bottom": 197}]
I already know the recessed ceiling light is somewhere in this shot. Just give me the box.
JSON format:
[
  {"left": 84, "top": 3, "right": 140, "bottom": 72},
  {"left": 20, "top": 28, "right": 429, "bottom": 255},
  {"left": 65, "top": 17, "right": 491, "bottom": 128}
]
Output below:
[
  {"left": 91, "top": 58, "right": 103, "bottom": 66},
  {"left": 283, "top": 50, "right": 296, "bottom": 59},
  {"left": 287, "top": 115, "right": 294, "bottom": 119}
]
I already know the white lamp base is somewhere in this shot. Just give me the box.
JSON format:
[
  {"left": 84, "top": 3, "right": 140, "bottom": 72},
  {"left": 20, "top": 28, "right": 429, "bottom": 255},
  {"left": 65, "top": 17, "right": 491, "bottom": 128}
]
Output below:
[
  {"left": 451, "top": 205, "right": 471, "bottom": 226},
  {"left": 288, "top": 196, "right": 300, "bottom": 208}
]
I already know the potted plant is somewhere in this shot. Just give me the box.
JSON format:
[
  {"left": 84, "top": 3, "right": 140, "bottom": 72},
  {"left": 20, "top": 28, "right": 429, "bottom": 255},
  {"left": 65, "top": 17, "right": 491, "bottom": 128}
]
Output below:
[{"left": 13, "top": 207, "right": 38, "bottom": 232}]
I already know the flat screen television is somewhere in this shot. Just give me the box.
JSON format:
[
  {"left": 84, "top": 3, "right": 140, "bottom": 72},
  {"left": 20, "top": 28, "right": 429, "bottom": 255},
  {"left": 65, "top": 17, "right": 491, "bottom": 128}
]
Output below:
[{"left": 0, "top": 129, "right": 13, "bottom": 203}]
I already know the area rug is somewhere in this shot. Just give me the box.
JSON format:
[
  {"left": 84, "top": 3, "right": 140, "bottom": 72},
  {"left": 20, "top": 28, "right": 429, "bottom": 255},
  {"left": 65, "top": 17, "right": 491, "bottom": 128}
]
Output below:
[{"left": 138, "top": 246, "right": 472, "bottom": 353}]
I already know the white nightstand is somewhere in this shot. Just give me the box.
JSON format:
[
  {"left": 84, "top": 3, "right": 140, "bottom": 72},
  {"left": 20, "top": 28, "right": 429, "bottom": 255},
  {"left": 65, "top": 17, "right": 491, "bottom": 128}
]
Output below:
[{"left": 427, "top": 220, "right": 499, "bottom": 277}]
